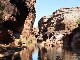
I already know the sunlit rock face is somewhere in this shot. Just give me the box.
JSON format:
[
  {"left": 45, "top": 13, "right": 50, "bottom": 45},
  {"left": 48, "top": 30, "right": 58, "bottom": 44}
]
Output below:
[
  {"left": 21, "top": 0, "right": 36, "bottom": 39},
  {"left": 38, "top": 7, "right": 80, "bottom": 45},
  {"left": 0, "top": 0, "right": 36, "bottom": 44}
]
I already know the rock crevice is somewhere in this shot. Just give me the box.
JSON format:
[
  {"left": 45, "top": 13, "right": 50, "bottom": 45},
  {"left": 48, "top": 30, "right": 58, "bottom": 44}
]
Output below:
[{"left": 0, "top": 0, "right": 36, "bottom": 44}]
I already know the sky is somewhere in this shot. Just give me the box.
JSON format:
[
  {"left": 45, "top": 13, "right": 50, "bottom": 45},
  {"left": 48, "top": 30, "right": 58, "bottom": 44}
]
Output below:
[{"left": 33, "top": 0, "right": 80, "bottom": 27}]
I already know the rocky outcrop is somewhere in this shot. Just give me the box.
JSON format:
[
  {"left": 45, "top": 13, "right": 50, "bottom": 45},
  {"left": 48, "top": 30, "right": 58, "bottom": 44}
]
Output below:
[
  {"left": 21, "top": 0, "right": 36, "bottom": 39},
  {"left": 38, "top": 7, "right": 80, "bottom": 46},
  {"left": 0, "top": 0, "right": 36, "bottom": 59},
  {"left": 0, "top": 0, "right": 36, "bottom": 44}
]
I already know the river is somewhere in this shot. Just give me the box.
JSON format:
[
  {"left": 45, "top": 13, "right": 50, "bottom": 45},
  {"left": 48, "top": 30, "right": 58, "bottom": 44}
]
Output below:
[
  {"left": 32, "top": 45, "right": 80, "bottom": 60},
  {"left": 0, "top": 44, "right": 80, "bottom": 60}
]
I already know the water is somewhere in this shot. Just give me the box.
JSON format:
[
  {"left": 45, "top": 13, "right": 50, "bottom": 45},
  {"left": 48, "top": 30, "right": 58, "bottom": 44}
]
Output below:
[
  {"left": 0, "top": 45, "right": 80, "bottom": 60},
  {"left": 32, "top": 46, "right": 80, "bottom": 60},
  {"left": 32, "top": 47, "right": 38, "bottom": 60}
]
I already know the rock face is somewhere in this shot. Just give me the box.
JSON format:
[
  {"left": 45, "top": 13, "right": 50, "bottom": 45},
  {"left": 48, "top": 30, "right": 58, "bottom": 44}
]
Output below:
[
  {"left": 38, "top": 7, "right": 80, "bottom": 45},
  {"left": 21, "top": 0, "right": 36, "bottom": 38},
  {"left": 0, "top": 0, "right": 36, "bottom": 44}
]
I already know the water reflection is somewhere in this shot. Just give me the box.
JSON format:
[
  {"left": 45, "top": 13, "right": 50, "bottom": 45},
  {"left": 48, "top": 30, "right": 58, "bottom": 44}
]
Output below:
[
  {"left": 36, "top": 46, "right": 80, "bottom": 60},
  {"left": 32, "top": 47, "right": 38, "bottom": 60},
  {"left": 38, "top": 47, "right": 63, "bottom": 60},
  {"left": 1, "top": 45, "right": 80, "bottom": 60}
]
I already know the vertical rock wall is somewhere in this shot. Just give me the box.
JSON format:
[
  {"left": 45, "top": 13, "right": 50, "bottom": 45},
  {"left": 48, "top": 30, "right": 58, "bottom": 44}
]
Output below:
[
  {"left": 0, "top": 0, "right": 36, "bottom": 44},
  {"left": 22, "top": 0, "right": 36, "bottom": 38}
]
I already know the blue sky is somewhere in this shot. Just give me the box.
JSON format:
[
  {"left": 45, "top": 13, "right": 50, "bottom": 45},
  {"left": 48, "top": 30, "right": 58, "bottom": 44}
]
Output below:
[{"left": 33, "top": 0, "right": 80, "bottom": 27}]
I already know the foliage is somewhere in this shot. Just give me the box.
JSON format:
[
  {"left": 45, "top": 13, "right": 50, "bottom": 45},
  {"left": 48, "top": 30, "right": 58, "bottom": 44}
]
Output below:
[
  {"left": 0, "top": 2, "right": 4, "bottom": 21},
  {"left": 19, "top": 35, "right": 35, "bottom": 46},
  {"left": 76, "top": 18, "right": 80, "bottom": 25},
  {"left": 0, "top": 12, "right": 3, "bottom": 18},
  {"left": 0, "top": 2, "right": 4, "bottom": 11}
]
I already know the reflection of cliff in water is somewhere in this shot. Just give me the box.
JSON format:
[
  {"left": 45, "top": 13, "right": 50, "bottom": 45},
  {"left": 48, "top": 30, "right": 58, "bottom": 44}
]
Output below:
[
  {"left": 38, "top": 46, "right": 80, "bottom": 60},
  {"left": 0, "top": 46, "right": 33, "bottom": 60},
  {"left": 1, "top": 45, "right": 80, "bottom": 60}
]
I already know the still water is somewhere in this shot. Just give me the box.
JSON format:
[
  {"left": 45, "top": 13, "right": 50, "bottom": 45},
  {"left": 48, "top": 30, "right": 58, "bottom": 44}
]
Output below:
[
  {"left": 32, "top": 47, "right": 38, "bottom": 60},
  {"left": 0, "top": 45, "right": 80, "bottom": 60},
  {"left": 32, "top": 46, "right": 80, "bottom": 60}
]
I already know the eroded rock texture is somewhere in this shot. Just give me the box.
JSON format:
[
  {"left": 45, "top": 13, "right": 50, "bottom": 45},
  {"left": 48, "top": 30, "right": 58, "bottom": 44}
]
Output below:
[
  {"left": 0, "top": 0, "right": 36, "bottom": 44},
  {"left": 38, "top": 7, "right": 80, "bottom": 46}
]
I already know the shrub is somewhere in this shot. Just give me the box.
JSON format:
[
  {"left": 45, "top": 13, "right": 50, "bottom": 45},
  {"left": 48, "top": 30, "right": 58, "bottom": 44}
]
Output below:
[
  {"left": 0, "top": 12, "right": 3, "bottom": 17},
  {"left": 0, "top": 2, "right": 4, "bottom": 20},
  {"left": 0, "top": 2, "right": 4, "bottom": 11},
  {"left": 76, "top": 18, "right": 80, "bottom": 25}
]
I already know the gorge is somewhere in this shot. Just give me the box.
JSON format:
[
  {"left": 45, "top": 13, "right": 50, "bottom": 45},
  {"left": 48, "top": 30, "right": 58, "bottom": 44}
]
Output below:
[{"left": 0, "top": 0, "right": 80, "bottom": 60}]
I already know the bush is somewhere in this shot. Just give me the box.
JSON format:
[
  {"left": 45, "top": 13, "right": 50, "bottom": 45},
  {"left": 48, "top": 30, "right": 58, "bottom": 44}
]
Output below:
[
  {"left": 0, "top": 12, "right": 3, "bottom": 17},
  {"left": 76, "top": 18, "right": 80, "bottom": 25},
  {"left": 0, "top": 2, "right": 4, "bottom": 11}
]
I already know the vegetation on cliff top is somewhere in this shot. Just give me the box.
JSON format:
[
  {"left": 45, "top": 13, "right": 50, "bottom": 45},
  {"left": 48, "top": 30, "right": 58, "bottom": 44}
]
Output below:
[
  {"left": 76, "top": 18, "right": 80, "bottom": 25},
  {"left": 0, "top": 2, "right": 4, "bottom": 11}
]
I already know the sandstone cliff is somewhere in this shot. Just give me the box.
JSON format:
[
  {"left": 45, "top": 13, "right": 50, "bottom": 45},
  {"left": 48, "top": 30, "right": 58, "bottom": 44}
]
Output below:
[
  {"left": 0, "top": 0, "right": 36, "bottom": 44},
  {"left": 0, "top": 0, "right": 36, "bottom": 59},
  {"left": 38, "top": 7, "right": 80, "bottom": 46}
]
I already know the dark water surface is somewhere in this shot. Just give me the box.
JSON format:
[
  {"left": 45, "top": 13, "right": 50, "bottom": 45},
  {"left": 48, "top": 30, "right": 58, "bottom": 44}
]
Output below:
[{"left": 0, "top": 45, "right": 80, "bottom": 60}]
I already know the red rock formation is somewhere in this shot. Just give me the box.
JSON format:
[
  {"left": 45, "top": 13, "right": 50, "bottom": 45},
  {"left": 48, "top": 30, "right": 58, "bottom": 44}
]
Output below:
[
  {"left": 0, "top": 0, "right": 36, "bottom": 44},
  {"left": 38, "top": 7, "right": 80, "bottom": 46},
  {"left": 38, "top": 7, "right": 80, "bottom": 34}
]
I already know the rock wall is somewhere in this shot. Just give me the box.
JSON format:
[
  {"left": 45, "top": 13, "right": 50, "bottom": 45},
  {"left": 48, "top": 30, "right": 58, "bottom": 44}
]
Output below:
[
  {"left": 22, "top": 0, "right": 36, "bottom": 39},
  {"left": 0, "top": 0, "right": 36, "bottom": 44},
  {"left": 38, "top": 7, "right": 80, "bottom": 45}
]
